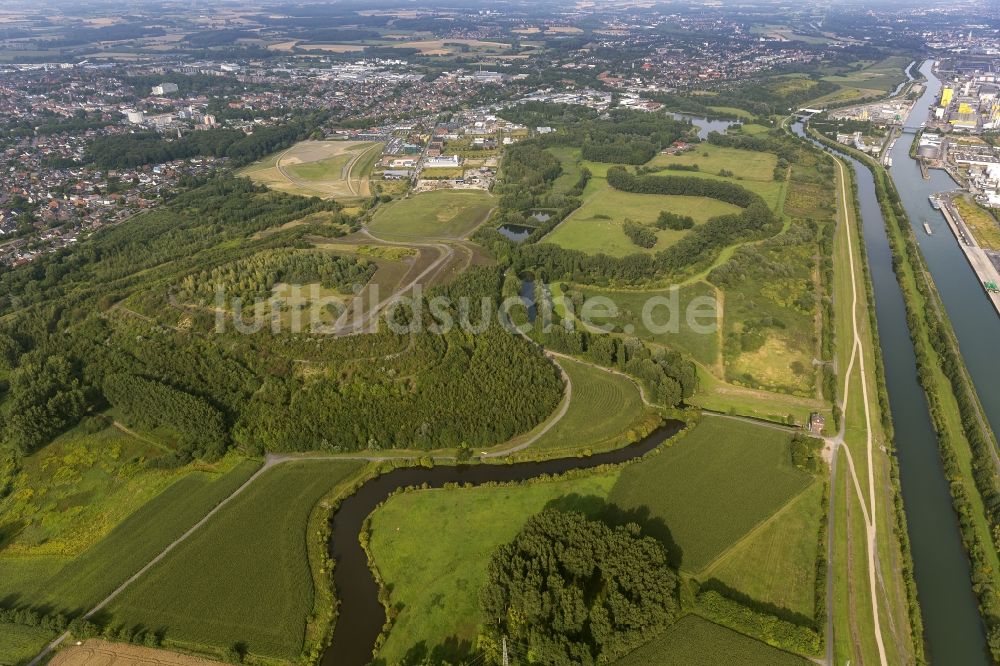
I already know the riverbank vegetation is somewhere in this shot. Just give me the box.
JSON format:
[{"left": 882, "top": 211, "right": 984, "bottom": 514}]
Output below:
[
  {"left": 366, "top": 416, "right": 828, "bottom": 662},
  {"left": 811, "top": 124, "right": 993, "bottom": 661}
]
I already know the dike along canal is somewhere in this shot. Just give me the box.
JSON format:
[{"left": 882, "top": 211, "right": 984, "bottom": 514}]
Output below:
[
  {"left": 793, "top": 120, "right": 989, "bottom": 662},
  {"left": 321, "top": 420, "right": 686, "bottom": 666}
]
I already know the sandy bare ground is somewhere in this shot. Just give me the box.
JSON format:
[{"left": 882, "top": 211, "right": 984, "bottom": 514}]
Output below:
[{"left": 49, "top": 640, "right": 224, "bottom": 666}]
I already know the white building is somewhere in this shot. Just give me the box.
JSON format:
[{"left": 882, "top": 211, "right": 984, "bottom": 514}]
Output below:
[
  {"left": 151, "top": 82, "right": 179, "bottom": 95},
  {"left": 425, "top": 155, "right": 460, "bottom": 169},
  {"left": 125, "top": 110, "right": 145, "bottom": 124}
]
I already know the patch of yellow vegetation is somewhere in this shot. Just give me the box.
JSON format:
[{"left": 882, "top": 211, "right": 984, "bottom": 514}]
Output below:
[{"left": 731, "top": 335, "right": 812, "bottom": 394}]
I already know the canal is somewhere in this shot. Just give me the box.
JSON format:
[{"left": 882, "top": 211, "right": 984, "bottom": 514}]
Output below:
[
  {"left": 793, "top": 118, "right": 989, "bottom": 663},
  {"left": 890, "top": 60, "right": 1000, "bottom": 450}
]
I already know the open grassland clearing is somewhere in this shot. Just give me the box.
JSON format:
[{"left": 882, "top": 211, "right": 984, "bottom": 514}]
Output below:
[
  {"left": 546, "top": 146, "right": 584, "bottom": 194},
  {"left": 0, "top": 623, "right": 55, "bottom": 665},
  {"left": 0, "top": 459, "right": 260, "bottom": 616},
  {"left": 239, "top": 140, "right": 381, "bottom": 199},
  {"left": 820, "top": 55, "right": 912, "bottom": 99},
  {"left": 530, "top": 356, "right": 658, "bottom": 454},
  {"left": 609, "top": 416, "right": 813, "bottom": 573},
  {"left": 647, "top": 144, "right": 777, "bottom": 182},
  {"left": 368, "top": 190, "right": 493, "bottom": 240},
  {"left": 613, "top": 614, "right": 809, "bottom": 666},
  {"left": 704, "top": 480, "right": 825, "bottom": 621},
  {"left": 0, "top": 421, "right": 170, "bottom": 556},
  {"left": 545, "top": 177, "right": 741, "bottom": 257},
  {"left": 369, "top": 473, "right": 621, "bottom": 665},
  {"left": 563, "top": 282, "right": 721, "bottom": 370},
  {"left": 955, "top": 194, "right": 1000, "bottom": 251},
  {"left": 103, "top": 461, "right": 364, "bottom": 660},
  {"left": 689, "top": 366, "right": 824, "bottom": 428},
  {"left": 711, "top": 219, "right": 824, "bottom": 397}
]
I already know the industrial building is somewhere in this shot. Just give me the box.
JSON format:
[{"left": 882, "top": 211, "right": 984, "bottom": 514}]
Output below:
[{"left": 917, "top": 133, "right": 945, "bottom": 160}]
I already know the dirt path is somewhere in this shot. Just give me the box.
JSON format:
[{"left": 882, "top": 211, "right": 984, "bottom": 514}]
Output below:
[{"left": 827, "top": 152, "right": 889, "bottom": 666}]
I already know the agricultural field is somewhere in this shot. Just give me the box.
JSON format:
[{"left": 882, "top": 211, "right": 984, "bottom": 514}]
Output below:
[
  {"left": 531, "top": 357, "right": 657, "bottom": 454},
  {"left": 608, "top": 416, "right": 813, "bottom": 572},
  {"left": 0, "top": 458, "right": 261, "bottom": 616},
  {"left": 368, "top": 190, "right": 493, "bottom": 240},
  {"left": 47, "top": 640, "right": 227, "bottom": 666},
  {"left": 391, "top": 38, "right": 510, "bottom": 55},
  {"left": 0, "top": 623, "right": 55, "bottom": 666},
  {"left": 368, "top": 416, "right": 818, "bottom": 660},
  {"left": 703, "top": 480, "right": 825, "bottom": 620},
  {"left": 614, "top": 615, "right": 810, "bottom": 666},
  {"left": 239, "top": 140, "right": 382, "bottom": 199},
  {"left": 102, "top": 461, "right": 364, "bottom": 660},
  {"left": 545, "top": 178, "right": 741, "bottom": 257}
]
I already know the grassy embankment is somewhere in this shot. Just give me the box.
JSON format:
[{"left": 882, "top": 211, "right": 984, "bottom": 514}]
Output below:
[
  {"left": 814, "top": 124, "right": 1000, "bottom": 659},
  {"left": 807, "top": 125, "right": 924, "bottom": 665}
]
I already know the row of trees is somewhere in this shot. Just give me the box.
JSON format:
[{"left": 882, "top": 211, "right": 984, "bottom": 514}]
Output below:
[
  {"left": 605, "top": 166, "right": 759, "bottom": 208},
  {"left": 655, "top": 211, "right": 695, "bottom": 230},
  {"left": 622, "top": 220, "right": 657, "bottom": 248}
]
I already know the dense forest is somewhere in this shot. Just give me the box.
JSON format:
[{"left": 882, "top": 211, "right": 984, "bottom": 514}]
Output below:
[
  {"left": 0, "top": 180, "right": 563, "bottom": 467},
  {"left": 479, "top": 510, "right": 679, "bottom": 665}
]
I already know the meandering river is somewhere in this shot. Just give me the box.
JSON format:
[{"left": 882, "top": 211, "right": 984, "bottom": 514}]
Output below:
[{"left": 321, "top": 421, "right": 686, "bottom": 666}]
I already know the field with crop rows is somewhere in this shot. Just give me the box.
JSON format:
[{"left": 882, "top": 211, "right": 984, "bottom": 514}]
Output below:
[
  {"left": 609, "top": 415, "right": 812, "bottom": 572},
  {"left": 102, "top": 461, "right": 363, "bottom": 659},
  {"left": 531, "top": 357, "right": 655, "bottom": 453},
  {"left": 0, "top": 623, "right": 56, "bottom": 666},
  {"left": 614, "top": 615, "right": 809, "bottom": 666},
  {"left": 0, "top": 458, "right": 261, "bottom": 616}
]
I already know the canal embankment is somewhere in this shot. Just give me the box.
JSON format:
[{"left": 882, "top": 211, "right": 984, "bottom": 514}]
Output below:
[{"left": 806, "top": 120, "right": 996, "bottom": 664}]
